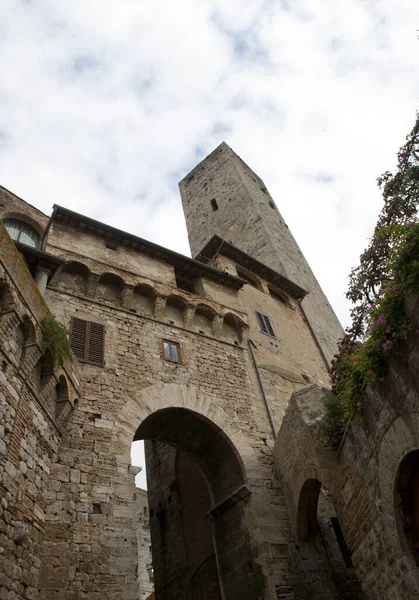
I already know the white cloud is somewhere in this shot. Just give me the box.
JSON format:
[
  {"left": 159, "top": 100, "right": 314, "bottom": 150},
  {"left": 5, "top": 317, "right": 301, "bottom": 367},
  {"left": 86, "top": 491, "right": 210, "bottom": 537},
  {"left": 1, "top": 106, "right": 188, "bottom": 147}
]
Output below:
[{"left": 0, "top": 0, "right": 418, "bottom": 327}]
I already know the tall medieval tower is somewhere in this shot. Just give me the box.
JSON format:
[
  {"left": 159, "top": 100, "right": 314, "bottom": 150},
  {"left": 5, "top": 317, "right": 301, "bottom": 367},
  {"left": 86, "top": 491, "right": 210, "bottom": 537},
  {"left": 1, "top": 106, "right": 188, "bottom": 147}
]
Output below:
[{"left": 179, "top": 142, "right": 343, "bottom": 364}]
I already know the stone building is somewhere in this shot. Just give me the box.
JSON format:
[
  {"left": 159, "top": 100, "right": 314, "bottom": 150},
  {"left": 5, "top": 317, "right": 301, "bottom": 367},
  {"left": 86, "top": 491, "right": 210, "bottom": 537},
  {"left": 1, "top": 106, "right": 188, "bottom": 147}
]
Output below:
[{"left": 0, "top": 142, "right": 418, "bottom": 600}]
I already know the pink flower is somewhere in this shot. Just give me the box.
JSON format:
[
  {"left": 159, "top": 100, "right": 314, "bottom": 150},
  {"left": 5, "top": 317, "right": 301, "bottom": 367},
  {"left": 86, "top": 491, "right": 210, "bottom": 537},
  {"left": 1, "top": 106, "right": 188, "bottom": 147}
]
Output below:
[
  {"left": 379, "top": 377, "right": 385, "bottom": 382},
  {"left": 367, "top": 369, "right": 374, "bottom": 376},
  {"left": 356, "top": 402, "right": 362, "bottom": 407},
  {"left": 386, "top": 326, "right": 391, "bottom": 333}
]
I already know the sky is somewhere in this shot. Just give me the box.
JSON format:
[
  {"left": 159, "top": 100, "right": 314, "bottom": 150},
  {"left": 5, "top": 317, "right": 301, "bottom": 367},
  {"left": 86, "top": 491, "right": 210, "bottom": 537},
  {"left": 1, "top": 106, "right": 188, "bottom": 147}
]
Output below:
[{"left": 1, "top": 1, "right": 418, "bottom": 488}]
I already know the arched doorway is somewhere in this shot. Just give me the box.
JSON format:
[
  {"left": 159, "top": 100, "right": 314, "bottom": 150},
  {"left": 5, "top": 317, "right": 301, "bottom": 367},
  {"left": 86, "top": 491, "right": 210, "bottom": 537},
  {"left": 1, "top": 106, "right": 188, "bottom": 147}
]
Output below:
[
  {"left": 295, "top": 479, "right": 363, "bottom": 599},
  {"left": 133, "top": 407, "right": 264, "bottom": 600},
  {"left": 395, "top": 449, "right": 419, "bottom": 564}
]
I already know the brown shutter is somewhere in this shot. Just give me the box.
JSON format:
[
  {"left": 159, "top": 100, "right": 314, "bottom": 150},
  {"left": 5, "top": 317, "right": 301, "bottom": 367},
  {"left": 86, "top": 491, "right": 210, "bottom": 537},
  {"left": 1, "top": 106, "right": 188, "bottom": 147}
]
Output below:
[
  {"left": 70, "top": 317, "right": 88, "bottom": 361},
  {"left": 87, "top": 322, "right": 105, "bottom": 366}
]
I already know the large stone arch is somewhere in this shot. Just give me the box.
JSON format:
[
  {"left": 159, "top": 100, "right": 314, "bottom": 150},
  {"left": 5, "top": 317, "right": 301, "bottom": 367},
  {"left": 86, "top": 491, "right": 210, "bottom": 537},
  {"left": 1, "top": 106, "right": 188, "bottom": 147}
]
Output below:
[
  {"left": 112, "top": 381, "right": 260, "bottom": 482},
  {"left": 111, "top": 382, "right": 266, "bottom": 600}
]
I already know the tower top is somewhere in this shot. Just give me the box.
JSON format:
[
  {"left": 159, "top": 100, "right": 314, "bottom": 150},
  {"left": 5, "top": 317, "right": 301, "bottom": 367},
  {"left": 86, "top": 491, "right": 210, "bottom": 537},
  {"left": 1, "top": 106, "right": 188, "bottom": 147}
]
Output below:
[{"left": 179, "top": 143, "right": 343, "bottom": 364}]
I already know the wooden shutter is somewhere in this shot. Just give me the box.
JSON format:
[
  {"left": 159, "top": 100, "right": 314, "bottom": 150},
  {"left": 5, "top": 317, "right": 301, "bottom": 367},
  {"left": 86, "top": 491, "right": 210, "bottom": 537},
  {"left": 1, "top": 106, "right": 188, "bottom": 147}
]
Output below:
[
  {"left": 70, "top": 317, "right": 88, "bottom": 361},
  {"left": 87, "top": 322, "right": 105, "bottom": 366},
  {"left": 70, "top": 317, "right": 105, "bottom": 366}
]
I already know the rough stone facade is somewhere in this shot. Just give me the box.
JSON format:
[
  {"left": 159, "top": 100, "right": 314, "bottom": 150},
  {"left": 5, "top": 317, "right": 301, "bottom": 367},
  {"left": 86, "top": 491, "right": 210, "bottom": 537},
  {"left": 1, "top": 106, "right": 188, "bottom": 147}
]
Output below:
[
  {"left": 0, "top": 145, "right": 418, "bottom": 600},
  {"left": 135, "top": 488, "right": 154, "bottom": 600}
]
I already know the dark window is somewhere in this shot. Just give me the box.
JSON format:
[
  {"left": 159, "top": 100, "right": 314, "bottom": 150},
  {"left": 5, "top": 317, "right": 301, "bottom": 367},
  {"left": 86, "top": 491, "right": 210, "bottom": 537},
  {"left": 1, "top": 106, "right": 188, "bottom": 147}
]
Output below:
[
  {"left": 3, "top": 218, "right": 41, "bottom": 249},
  {"left": 254, "top": 310, "right": 275, "bottom": 338},
  {"left": 175, "top": 269, "right": 195, "bottom": 293},
  {"left": 70, "top": 317, "right": 105, "bottom": 366},
  {"left": 210, "top": 198, "right": 218, "bottom": 211},
  {"left": 162, "top": 340, "right": 181, "bottom": 363},
  {"left": 92, "top": 503, "right": 102, "bottom": 514}
]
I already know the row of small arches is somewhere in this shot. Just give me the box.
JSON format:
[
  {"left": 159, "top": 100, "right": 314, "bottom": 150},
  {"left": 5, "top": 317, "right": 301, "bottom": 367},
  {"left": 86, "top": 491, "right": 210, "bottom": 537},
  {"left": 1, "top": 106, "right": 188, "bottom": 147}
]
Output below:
[
  {"left": 1, "top": 302, "right": 73, "bottom": 421},
  {"left": 52, "top": 261, "right": 247, "bottom": 343}
]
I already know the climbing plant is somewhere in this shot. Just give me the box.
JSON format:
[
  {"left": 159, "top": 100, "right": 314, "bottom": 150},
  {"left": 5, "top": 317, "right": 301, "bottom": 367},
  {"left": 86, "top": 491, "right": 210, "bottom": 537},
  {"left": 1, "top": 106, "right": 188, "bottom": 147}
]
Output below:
[
  {"left": 321, "top": 114, "right": 419, "bottom": 449},
  {"left": 40, "top": 316, "right": 72, "bottom": 367}
]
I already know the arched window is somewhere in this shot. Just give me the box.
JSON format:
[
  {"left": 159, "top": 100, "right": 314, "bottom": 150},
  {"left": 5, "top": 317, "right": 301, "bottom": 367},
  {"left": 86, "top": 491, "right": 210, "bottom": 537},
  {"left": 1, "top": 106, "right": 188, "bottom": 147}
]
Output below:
[{"left": 3, "top": 218, "right": 41, "bottom": 249}]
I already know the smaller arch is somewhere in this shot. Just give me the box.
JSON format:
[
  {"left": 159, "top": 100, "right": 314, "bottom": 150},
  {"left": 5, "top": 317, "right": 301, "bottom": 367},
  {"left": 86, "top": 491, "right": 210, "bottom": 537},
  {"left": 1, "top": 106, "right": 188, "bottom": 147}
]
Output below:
[
  {"left": 13, "top": 318, "right": 36, "bottom": 363},
  {"left": 36, "top": 350, "right": 54, "bottom": 390},
  {"left": 236, "top": 267, "right": 263, "bottom": 292},
  {"left": 194, "top": 304, "right": 216, "bottom": 335},
  {"left": 3, "top": 218, "right": 41, "bottom": 249},
  {"left": 98, "top": 272, "right": 124, "bottom": 303},
  {"left": 165, "top": 295, "right": 188, "bottom": 327},
  {"left": 53, "top": 261, "right": 91, "bottom": 294},
  {"left": 395, "top": 449, "right": 419, "bottom": 564},
  {"left": 297, "top": 478, "right": 322, "bottom": 541},
  {"left": 221, "top": 312, "right": 246, "bottom": 344},
  {"left": 54, "top": 375, "right": 69, "bottom": 417},
  {"left": 268, "top": 286, "right": 290, "bottom": 307},
  {"left": 132, "top": 283, "right": 156, "bottom": 315}
]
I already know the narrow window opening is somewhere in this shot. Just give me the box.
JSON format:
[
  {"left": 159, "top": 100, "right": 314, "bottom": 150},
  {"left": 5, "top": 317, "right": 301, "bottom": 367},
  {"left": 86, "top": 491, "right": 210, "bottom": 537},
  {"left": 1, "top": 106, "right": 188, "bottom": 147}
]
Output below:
[
  {"left": 210, "top": 198, "right": 218, "bottom": 211},
  {"left": 175, "top": 269, "right": 195, "bottom": 293},
  {"left": 92, "top": 503, "right": 102, "bottom": 514},
  {"left": 254, "top": 310, "right": 275, "bottom": 338},
  {"left": 331, "top": 517, "right": 353, "bottom": 568}
]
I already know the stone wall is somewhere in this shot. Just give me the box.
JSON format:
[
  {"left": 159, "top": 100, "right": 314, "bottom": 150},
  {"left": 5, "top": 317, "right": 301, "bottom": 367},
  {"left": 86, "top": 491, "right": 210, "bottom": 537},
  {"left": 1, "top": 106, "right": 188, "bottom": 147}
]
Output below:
[
  {"left": 0, "top": 221, "right": 79, "bottom": 600},
  {"left": 135, "top": 488, "right": 154, "bottom": 600},
  {"left": 275, "top": 295, "right": 419, "bottom": 600}
]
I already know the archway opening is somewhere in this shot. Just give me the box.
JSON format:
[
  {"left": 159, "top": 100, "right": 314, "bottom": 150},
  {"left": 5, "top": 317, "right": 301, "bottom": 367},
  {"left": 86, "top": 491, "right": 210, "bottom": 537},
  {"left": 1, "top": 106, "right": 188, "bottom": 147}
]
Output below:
[
  {"left": 296, "top": 479, "right": 362, "bottom": 599},
  {"left": 131, "top": 407, "right": 262, "bottom": 600},
  {"left": 395, "top": 449, "right": 419, "bottom": 564}
]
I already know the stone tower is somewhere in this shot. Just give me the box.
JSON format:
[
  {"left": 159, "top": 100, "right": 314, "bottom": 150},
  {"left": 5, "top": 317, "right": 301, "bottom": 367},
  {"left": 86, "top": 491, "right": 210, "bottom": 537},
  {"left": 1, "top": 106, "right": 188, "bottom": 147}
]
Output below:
[{"left": 179, "top": 142, "right": 343, "bottom": 364}]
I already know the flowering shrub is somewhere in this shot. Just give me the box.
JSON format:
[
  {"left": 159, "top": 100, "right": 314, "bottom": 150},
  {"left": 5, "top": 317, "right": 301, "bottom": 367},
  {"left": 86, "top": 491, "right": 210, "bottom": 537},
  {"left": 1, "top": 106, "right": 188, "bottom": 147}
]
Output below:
[{"left": 322, "top": 115, "right": 419, "bottom": 449}]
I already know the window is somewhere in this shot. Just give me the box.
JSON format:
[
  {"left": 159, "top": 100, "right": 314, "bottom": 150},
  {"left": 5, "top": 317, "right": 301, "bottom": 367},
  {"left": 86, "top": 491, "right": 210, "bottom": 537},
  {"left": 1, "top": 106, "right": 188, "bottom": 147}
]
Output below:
[
  {"left": 162, "top": 340, "right": 181, "bottom": 363},
  {"left": 175, "top": 269, "right": 195, "bottom": 293},
  {"left": 210, "top": 198, "right": 218, "bottom": 211},
  {"left": 3, "top": 218, "right": 41, "bottom": 249},
  {"left": 70, "top": 317, "right": 105, "bottom": 366},
  {"left": 254, "top": 310, "right": 275, "bottom": 338}
]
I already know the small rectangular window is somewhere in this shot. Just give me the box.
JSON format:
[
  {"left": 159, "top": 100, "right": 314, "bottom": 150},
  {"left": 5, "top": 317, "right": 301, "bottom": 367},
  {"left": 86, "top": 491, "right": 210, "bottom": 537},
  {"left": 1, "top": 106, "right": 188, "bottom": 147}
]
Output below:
[
  {"left": 254, "top": 310, "right": 275, "bottom": 338},
  {"left": 70, "top": 317, "right": 105, "bottom": 366},
  {"left": 162, "top": 340, "right": 181, "bottom": 363}
]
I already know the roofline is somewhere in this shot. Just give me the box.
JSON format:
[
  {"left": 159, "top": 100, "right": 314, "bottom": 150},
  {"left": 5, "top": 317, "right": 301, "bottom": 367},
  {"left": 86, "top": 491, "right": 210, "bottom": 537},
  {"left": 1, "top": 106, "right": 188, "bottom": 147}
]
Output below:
[
  {"left": 196, "top": 235, "right": 308, "bottom": 300},
  {"left": 50, "top": 205, "right": 245, "bottom": 290},
  {"left": 0, "top": 184, "right": 49, "bottom": 220}
]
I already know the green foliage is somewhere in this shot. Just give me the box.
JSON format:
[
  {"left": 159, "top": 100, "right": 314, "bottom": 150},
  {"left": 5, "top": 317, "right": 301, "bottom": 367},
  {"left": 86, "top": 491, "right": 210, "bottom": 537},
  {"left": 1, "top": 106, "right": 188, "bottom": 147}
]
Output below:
[
  {"left": 321, "top": 114, "right": 419, "bottom": 449},
  {"left": 319, "top": 393, "right": 347, "bottom": 450},
  {"left": 40, "top": 316, "right": 72, "bottom": 367}
]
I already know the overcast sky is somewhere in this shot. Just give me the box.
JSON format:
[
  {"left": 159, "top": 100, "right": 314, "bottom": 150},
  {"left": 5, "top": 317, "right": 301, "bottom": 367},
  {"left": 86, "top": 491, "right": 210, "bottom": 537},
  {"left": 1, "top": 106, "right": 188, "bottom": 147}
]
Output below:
[{"left": 1, "top": 1, "right": 418, "bottom": 488}]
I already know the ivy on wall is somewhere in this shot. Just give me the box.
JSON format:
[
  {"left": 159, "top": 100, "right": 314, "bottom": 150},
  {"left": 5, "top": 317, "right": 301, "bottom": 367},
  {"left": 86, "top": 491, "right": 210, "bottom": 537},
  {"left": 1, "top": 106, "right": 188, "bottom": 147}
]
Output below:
[
  {"left": 322, "top": 115, "right": 419, "bottom": 449},
  {"left": 40, "top": 316, "right": 72, "bottom": 367}
]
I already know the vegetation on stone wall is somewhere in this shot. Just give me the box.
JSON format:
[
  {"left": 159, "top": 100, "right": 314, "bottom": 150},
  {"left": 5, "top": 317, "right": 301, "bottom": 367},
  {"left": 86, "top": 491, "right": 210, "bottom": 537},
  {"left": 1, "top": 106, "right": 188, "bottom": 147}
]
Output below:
[
  {"left": 321, "top": 115, "right": 419, "bottom": 449},
  {"left": 40, "top": 316, "right": 72, "bottom": 367}
]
